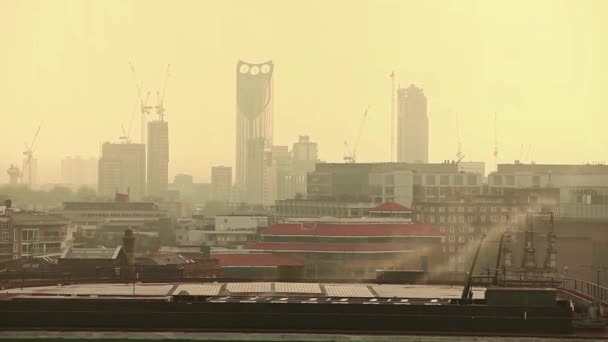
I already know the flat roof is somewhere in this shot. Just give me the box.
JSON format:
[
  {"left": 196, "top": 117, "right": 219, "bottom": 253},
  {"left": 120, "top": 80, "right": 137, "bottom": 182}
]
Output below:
[{"left": 4, "top": 283, "right": 485, "bottom": 300}]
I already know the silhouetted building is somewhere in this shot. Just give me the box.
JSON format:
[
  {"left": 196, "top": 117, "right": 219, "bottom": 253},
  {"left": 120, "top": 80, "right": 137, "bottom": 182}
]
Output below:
[
  {"left": 235, "top": 60, "right": 274, "bottom": 202},
  {"left": 147, "top": 120, "right": 169, "bottom": 196},
  {"left": 211, "top": 166, "right": 232, "bottom": 202},
  {"left": 98, "top": 142, "right": 146, "bottom": 200},
  {"left": 397, "top": 85, "right": 428, "bottom": 163}
]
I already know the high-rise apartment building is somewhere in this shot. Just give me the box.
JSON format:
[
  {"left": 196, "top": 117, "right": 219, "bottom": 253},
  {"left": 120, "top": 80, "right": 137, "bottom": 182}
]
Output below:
[
  {"left": 61, "top": 156, "right": 97, "bottom": 186},
  {"left": 235, "top": 60, "right": 274, "bottom": 202},
  {"left": 98, "top": 142, "right": 146, "bottom": 200},
  {"left": 211, "top": 166, "right": 232, "bottom": 202},
  {"left": 397, "top": 85, "right": 428, "bottom": 163},
  {"left": 147, "top": 120, "right": 169, "bottom": 196}
]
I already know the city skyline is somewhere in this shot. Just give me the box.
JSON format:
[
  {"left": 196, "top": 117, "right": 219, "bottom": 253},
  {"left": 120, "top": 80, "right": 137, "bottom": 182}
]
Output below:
[{"left": 2, "top": 0, "right": 608, "bottom": 185}]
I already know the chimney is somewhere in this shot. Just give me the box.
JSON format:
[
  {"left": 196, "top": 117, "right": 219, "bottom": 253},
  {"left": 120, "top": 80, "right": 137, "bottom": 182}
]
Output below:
[{"left": 123, "top": 229, "right": 135, "bottom": 265}]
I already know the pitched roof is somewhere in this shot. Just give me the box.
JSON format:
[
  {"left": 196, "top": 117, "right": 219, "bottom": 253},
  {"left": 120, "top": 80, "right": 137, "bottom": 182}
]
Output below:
[
  {"left": 247, "top": 242, "right": 412, "bottom": 253},
  {"left": 261, "top": 222, "right": 441, "bottom": 237},
  {"left": 212, "top": 253, "right": 304, "bottom": 267},
  {"left": 370, "top": 202, "right": 411, "bottom": 212},
  {"left": 61, "top": 246, "right": 123, "bottom": 260}
]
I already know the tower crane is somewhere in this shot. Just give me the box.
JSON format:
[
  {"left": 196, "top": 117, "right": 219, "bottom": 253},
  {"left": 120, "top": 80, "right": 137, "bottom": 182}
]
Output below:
[
  {"left": 155, "top": 64, "right": 171, "bottom": 121},
  {"left": 22, "top": 125, "right": 41, "bottom": 188},
  {"left": 129, "top": 62, "right": 153, "bottom": 144},
  {"left": 344, "top": 106, "right": 370, "bottom": 163},
  {"left": 456, "top": 112, "right": 465, "bottom": 163}
]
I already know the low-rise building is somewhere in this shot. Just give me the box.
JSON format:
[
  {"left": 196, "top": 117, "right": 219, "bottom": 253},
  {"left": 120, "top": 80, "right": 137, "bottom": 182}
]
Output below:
[{"left": 0, "top": 208, "right": 70, "bottom": 262}]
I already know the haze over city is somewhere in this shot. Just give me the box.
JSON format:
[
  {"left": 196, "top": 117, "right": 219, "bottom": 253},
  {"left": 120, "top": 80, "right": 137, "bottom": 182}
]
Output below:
[{"left": 1, "top": 0, "right": 607, "bottom": 183}]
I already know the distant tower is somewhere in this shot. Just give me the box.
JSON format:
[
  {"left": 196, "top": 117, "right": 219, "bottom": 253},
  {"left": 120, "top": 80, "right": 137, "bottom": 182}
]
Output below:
[
  {"left": 122, "top": 229, "right": 135, "bottom": 266},
  {"left": 98, "top": 142, "right": 146, "bottom": 200},
  {"left": 397, "top": 84, "right": 428, "bottom": 163},
  {"left": 211, "top": 166, "right": 232, "bottom": 202},
  {"left": 6, "top": 165, "right": 20, "bottom": 185},
  {"left": 147, "top": 120, "right": 169, "bottom": 196},
  {"left": 235, "top": 60, "right": 274, "bottom": 201}
]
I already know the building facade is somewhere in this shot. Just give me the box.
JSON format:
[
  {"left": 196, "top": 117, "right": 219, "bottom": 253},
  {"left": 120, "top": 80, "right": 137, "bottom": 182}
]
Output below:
[
  {"left": 61, "top": 156, "right": 97, "bottom": 187},
  {"left": 306, "top": 162, "right": 482, "bottom": 207},
  {"left": 98, "top": 142, "right": 146, "bottom": 200},
  {"left": 489, "top": 163, "right": 608, "bottom": 219},
  {"left": 235, "top": 60, "right": 274, "bottom": 203},
  {"left": 147, "top": 120, "right": 169, "bottom": 197},
  {"left": 0, "top": 209, "right": 70, "bottom": 262},
  {"left": 397, "top": 85, "right": 428, "bottom": 163},
  {"left": 211, "top": 166, "right": 232, "bottom": 202}
]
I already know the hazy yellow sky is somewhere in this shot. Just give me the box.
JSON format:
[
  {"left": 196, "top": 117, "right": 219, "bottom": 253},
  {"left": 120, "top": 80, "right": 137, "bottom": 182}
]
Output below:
[{"left": 1, "top": 0, "right": 607, "bottom": 183}]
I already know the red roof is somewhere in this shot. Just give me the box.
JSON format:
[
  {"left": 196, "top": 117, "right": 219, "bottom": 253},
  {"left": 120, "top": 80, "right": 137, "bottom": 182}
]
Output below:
[
  {"left": 247, "top": 242, "right": 412, "bottom": 253},
  {"left": 212, "top": 253, "right": 304, "bottom": 267},
  {"left": 262, "top": 223, "right": 441, "bottom": 237},
  {"left": 371, "top": 202, "right": 411, "bottom": 212}
]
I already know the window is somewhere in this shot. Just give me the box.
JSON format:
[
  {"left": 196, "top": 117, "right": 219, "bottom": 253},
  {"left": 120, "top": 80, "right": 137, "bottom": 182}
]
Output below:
[
  {"left": 469, "top": 236, "right": 475, "bottom": 242},
  {"left": 467, "top": 175, "right": 477, "bottom": 186},
  {"left": 21, "top": 229, "right": 39, "bottom": 242},
  {"left": 439, "top": 226, "right": 445, "bottom": 233},
  {"left": 439, "top": 216, "right": 445, "bottom": 223},
  {"left": 458, "top": 246, "right": 465, "bottom": 253},
  {"left": 458, "top": 236, "right": 465, "bottom": 243},
  {"left": 438, "top": 207, "right": 446, "bottom": 213},
  {"left": 449, "top": 246, "right": 455, "bottom": 253},
  {"left": 459, "top": 216, "right": 465, "bottom": 223},
  {"left": 468, "top": 226, "right": 475, "bottom": 233},
  {"left": 506, "top": 175, "right": 515, "bottom": 186},
  {"left": 532, "top": 175, "right": 541, "bottom": 187},
  {"left": 449, "top": 226, "right": 455, "bottom": 233},
  {"left": 0, "top": 230, "right": 9, "bottom": 241},
  {"left": 426, "top": 175, "right": 436, "bottom": 186},
  {"left": 440, "top": 175, "right": 449, "bottom": 185},
  {"left": 467, "top": 207, "right": 475, "bottom": 213},
  {"left": 449, "top": 235, "right": 456, "bottom": 242},
  {"left": 429, "top": 216, "right": 435, "bottom": 223},
  {"left": 459, "top": 226, "right": 465, "bottom": 233},
  {"left": 426, "top": 188, "right": 435, "bottom": 197},
  {"left": 454, "top": 175, "right": 463, "bottom": 186},
  {"left": 458, "top": 206, "right": 465, "bottom": 213},
  {"left": 413, "top": 175, "right": 422, "bottom": 185},
  {"left": 439, "top": 187, "right": 448, "bottom": 198},
  {"left": 493, "top": 175, "right": 502, "bottom": 186},
  {"left": 384, "top": 174, "right": 395, "bottom": 185}
]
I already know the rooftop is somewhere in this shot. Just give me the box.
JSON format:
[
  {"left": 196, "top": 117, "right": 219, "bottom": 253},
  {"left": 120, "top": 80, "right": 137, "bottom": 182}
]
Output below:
[
  {"left": 61, "top": 246, "right": 123, "bottom": 260},
  {"left": 262, "top": 222, "right": 441, "bottom": 238},
  {"left": 247, "top": 242, "right": 413, "bottom": 253},
  {"left": 213, "top": 253, "right": 305, "bottom": 267},
  {"left": 370, "top": 202, "right": 411, "bottom": 212},
  {"left": 9, "top": 211, "right": 69, "bottom": 226},
  {"left": 62, "top": 201, "right": 160, "bottom": 211}
]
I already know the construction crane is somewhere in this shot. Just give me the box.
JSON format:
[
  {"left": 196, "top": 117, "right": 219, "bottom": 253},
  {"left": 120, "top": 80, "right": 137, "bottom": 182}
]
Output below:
[
  {"left": 456, "top": 112, "right": 465, "bottom": 163},
  {"left": 129, "top": 62, "right": 153, "bottom": 144},
  {"left": 344, "top": 106, "right": 370, "bottom": 163},
  {"left": 22, "top": 125, "right": 41, "bottom": 188},
  {"left": 493, "top": 112, "right": 499, "bottom": 169},
  {"left": 155, "top": 64, "right": 171, "bottom": 121}
]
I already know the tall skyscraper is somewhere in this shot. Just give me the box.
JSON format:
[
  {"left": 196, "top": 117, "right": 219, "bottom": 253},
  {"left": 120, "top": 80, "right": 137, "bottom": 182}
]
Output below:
[
  {"left": 211, "top": 166, "right": 232, "bottom": 202},
  {"left": 98, "top": 142, "right": 146, "bottom": 200},
  {"left": 61, "top": 156, "right": 97, "bottom": 186},
  {"left": 147, "top": 120, "right": 169, "bottom": 196},
  {"left": 291, "top": 135, "right": 319, "bottom": 198},
  {"left": 397, "top": 84, "right": 428, "bottom": 163},
  {"left": 236, "top": 60, "right": 274, "bottom": 202}
]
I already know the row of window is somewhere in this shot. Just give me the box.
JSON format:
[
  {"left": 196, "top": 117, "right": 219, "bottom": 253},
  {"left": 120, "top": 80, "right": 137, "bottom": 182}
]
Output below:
[
  {"left": 425, "top": 215, "right": 506, "bottom": 224},
  {"left": 413, "top": 174, "right": 479, "bottom": 186},
  {"left": 419, "top": 206, "right": 511, "bottom": 213}
]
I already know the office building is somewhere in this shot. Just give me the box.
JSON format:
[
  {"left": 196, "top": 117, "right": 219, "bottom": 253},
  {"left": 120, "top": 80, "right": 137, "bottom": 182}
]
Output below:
[
  {"left": 235, "top": 60, "right": 274, "bottom": 202},
  {"left": 291, "top": 136, "right": 320, "bottom": 198},
  {"left": 397, "top": 85, "right": 428, "bottom": 163},
  {"left": 211, "top": 166, "right": 232, "bottom": 202},
  {"left": 147, "top": 120, "right": 169, "bottom": 196},
  {"left": 61, "top": 156, "right": 97, "bottom": 186},
  {"left": 98, "top": 142, "right": 146, "bottom": 200}
]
